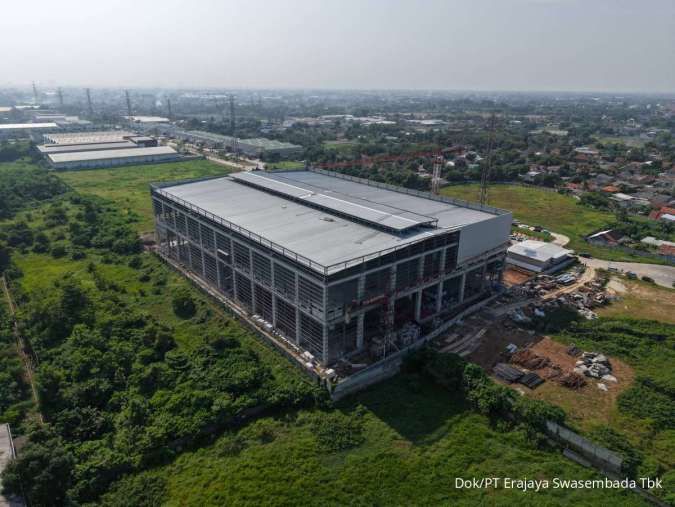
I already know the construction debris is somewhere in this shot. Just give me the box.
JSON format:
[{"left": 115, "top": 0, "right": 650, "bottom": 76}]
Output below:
[
  {"left": 559, "top": 371, "right": 587, "bottom": 389},
  {"left": 574, "top": 351, "right": 613, "bottom": 379},
  {"left": 511, "top": 349, "right": 551, "bottom": 370},
  {"left": 493, "top": 363, "right": 524, "bottom": 383},
  {"left": 519, "top": 372, "right": 545, "bottom": 389}
]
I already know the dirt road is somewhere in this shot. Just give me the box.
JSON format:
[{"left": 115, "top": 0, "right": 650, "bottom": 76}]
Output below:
[{"left": 579, "top": 258, "right": 675, "bottom": 289}]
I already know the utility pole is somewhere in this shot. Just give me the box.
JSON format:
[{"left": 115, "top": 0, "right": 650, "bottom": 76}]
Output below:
[
  {"left": 57, "top": 87, "right": 64, "bottom": 109},
  {"left": 32, "top": 82, "right": 39, "bottom": 104},
  {"left": 85, "top": 88, "right": 94, "bottom": 117},
  {"left": 125, "top": 90, "right": 133, "bottom": 120},
  {"left": 479, "top": 113, "right": 497, "bottom": 207}
]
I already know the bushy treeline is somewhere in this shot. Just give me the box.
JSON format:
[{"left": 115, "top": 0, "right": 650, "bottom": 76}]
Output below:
[
  {"left": 0, "top": 188, "right": 319, "bottom": 505},
  {"left": 0, "top": 162, "right": 68, "bottom": 219},
  {"left": 404, "top": 349, "right": 565, "bottom": 436},
  {"left": 0, "top": 304, "right": 31, "bottom": 430}
]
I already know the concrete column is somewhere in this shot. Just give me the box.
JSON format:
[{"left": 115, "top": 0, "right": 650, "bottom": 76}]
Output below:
[
  {"left": 459, "top": 272, "right": 466, "bottom": 303},
  {"left": 417, "top": 255, "right": 425, "bottom": 281},
  {"left": 295, "top": 273, "right": 301, "bottom": 345},
  {"left": 271, "top": 266, "right": 277, "bottom": 327},
  {"left": 439, "top": 247, "right": 447, "bottom": 275},
  {"left": 435, "top": 282, "right": 443, "bottom": 314},
  {"left": 356, "top": 313, "right": 364, "bottom": 349},
  {"left": 414, "top": 290, "right": 422, "bottom": 321},
  {"left": 295, "top": 307, "right": 301, "bottom": 345},
  {"left": 322, "top": 286, "right": 329, "bottom": 364},
  {"left": 356, "top": 274, "right": 365, "bottom": 302},
  {"left": 387, "top": 266, "right": 397, "bottom": 328}
]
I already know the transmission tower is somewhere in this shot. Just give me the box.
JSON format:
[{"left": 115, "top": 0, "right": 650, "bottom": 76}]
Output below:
[
  {"left": 479, "top": 113, "right": 497, "bottom": 207},
  {"left": 229, "top": 95, "right": 239, "bottom": 158},
  {"left": 125, "top": 90, "right": 133, "bottom": 120},
  {"left": 57, "top": 87, "right": 64, "bottom": 108},
  {"left": 167, "top": 97, "right": 173, "bottom": 120},
  {"left": 85, "top": 88, "right": 94, "bottom": 116},
  {"left": 229, "top": 94, "right": 236, "bottom": 132},
  {"left": 32, "top": 82, "right": 39, "bottom": 104}
]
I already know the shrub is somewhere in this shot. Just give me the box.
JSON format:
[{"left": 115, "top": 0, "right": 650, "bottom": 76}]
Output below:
[
  {"left": 171, "top": 287, "right": 196, "bottom": 319},
  {"left": 310, "top": 411, "right": 365, "bottom": 452}
]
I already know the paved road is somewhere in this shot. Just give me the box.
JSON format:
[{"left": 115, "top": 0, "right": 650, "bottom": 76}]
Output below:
[{"left": 580, "top": 258, "right": 675, "bottom": 289}]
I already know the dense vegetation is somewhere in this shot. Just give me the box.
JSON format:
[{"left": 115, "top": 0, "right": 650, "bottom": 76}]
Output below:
[
  {"left": 0, "top": 170, "right": 317, "bottom": 505},
  {"left": 0, "top": 159, "right": 68, "bottom": 220}
]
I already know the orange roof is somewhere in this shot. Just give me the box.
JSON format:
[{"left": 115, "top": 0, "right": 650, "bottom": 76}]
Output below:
[
  {"left": 602, "top": 185, "right": 620, "bottom": 193},
  {"left": 658, "top": 244, "right": 675, "bottom": 256}
]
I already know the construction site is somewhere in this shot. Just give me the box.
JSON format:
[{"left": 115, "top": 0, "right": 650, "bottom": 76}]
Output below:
[{"left": 151, "top": 167, "right": 512, "bottom": 381}]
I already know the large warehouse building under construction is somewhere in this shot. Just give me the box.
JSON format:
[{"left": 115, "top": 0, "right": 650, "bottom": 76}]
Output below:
[{"left": 152, "top": 169, "right": 511, "bottom": 366}]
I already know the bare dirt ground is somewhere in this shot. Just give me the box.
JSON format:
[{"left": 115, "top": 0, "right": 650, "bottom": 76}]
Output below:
[
  {"left": 467, "top": 318, "right": 542, "bottom": 369},
  {"left": 521, "top": 337, "right": 634, "bottom": 429},
  {"left": 502, "top": 267, "right": 532, "bottom": 286}
]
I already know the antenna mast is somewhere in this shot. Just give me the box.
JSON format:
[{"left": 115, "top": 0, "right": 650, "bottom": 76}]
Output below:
[
  {"left": 431, "top": 154, "right": 443, "bottom": 195},
  {"left": 479, "top": 113, "right": 497, "bottom": 207}
]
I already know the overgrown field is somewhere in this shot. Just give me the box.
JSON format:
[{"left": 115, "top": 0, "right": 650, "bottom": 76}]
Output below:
[
  {"left": 0, "top": 158, "right": 315, "bottom": 505},
  {"left": 441, "top": 184, "right": 648, "bottom": 261},
  {"left": 99, "top": 375, "right": 647, "bottom": 507},
  {"left": 58, "top": 159, "right": 230, "bottom": 233}
]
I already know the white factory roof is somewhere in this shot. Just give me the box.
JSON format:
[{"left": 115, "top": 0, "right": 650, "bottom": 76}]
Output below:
[
  {"left": 0, "top": 122, "right": 58, "bottom": 130},
  {"left": 508, "top": 240, "right": 571, "bottom": 263},
  {"left": 38, "top": 141, "right": 138, "bottom": 154},
  {"left": 45, "top": 130, "right": 135, "bottom": 144},
  {"left": 48, "top": 146, "right": 177, "bottom": 163},
  {"left": 125, "top": 116, "right": 170, "bottom": 123},
  {"left": 156, "top": 170, "right": 508, "bottom": 272}
]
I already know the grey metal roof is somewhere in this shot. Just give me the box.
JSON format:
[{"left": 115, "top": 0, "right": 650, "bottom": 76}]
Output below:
[
  {"left": 157, "top": 170, "right": 505, "bottom": 272},
  {"left": 231, "top": 171, "right": 437, "bottom": 232},
  {"left": 49, "top": 146, "right": 177, "bottom": 163},
  {"left": 38, "top": 141, "right": 138, "bottom": 154},
  {"left": 44, "top": 130, "right": 135, "bottom": 144}
]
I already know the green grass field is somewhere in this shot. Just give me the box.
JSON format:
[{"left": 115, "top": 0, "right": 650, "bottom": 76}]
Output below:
[
  {"left": 58, "top": 159, "right": 230, "bottom": 234},
  {"left": 265, "top": 160, "right": 305, "bottom": 170},
  {"left": 441, "top": 184, "right": 652, "bottom": 262}
]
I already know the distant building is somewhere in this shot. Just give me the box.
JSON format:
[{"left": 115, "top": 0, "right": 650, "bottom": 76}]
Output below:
[
  {"left": 47, "top": 146, "right": 180, "bottom": 170},
  {"left": 0, "top": 122, "right": 60, "bottom": 141},
  {"left": 176, "top": 130, "right": 303, "bottom": 158},
  {"left": 507, "top": 240, "right": 573, "bottom": 273}
]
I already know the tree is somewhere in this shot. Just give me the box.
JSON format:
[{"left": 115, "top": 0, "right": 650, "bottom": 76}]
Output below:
[
  {"left": 171, "top": 287, "right": 196, "bottom": 318},
  {"left": 1, "top": 425, "right": 74, "bottom": 507}
]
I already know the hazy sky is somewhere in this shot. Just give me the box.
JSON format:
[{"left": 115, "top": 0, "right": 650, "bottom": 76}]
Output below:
[{"left": 3, "top": 0, "right": 674, "bottom": 92}]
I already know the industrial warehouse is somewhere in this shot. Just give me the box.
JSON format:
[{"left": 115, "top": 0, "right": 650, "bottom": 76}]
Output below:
[
  {"left": 47, "top": 146, "right": 181, "bottom": 170},
  {"left": 151, "top": 169, "right": 511, "bottom": 369},
  {"left": 35, "top": 130, "right": 183, "bottom": 170}
]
